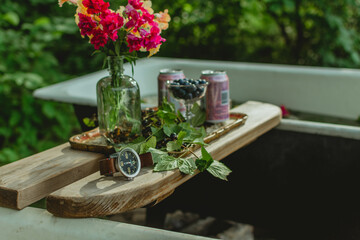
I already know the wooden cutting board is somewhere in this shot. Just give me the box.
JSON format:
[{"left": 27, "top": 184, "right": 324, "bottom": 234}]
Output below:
[{"left": 46, "top": 101, "right": 282, "bottom": 218}]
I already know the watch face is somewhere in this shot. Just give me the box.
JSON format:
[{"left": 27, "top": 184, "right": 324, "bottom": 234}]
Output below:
[{"left": 117, "top": 148, "right": 141, "bottom": 178}]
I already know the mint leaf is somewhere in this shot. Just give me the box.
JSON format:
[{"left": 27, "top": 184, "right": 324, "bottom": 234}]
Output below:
[
  {"left": 151, "top": 126, "right": 165, "bottom": 141},
  {"left": 163, "top": 123, "right": 181, "bottom": 136},
  {"left": 195, "top": 146, "right": 214, "bottom": 172},
  {"left": 156, "top": 99, "right": 179, "bottom": 125},
  {"left": 154, "top": 155, "right": 178, "bottom": 171},
  {"left": 139, "top": 136, "right": 156, "bottom": 154},
  {"left": 207, "top": 160, "right": 232, "bottom": 181},
  {"left": 159, "top": 97, "right": 176, "bottom": 112},
  {"left": 166, "top": 141, "right": 182, "bottom": 152},
  {"left": 190, "top": 102, "right": 206, "bottom": 127},
  {"left": 176, "top": 131, "right": 187, "bottom": 144},
  {"left": 116, "top": 136, "right": 145, "bottom": 153},
  {"left": 183, "top": 126, "right": 206, "bottom": 145},
  {"left": 148, "top": 148, "right": 167, "bottom": 164},
  {"left": 195, "top": 159, "right": 210, "bottom": 172},
  {"left": 178, "top": 158, "right": 197, "bottom": 175},
  {"left": 201, "top": 146, "right": 212, "bottom": 161}
]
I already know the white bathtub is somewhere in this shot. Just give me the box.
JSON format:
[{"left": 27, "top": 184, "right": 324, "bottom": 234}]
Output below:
[
  {"left": 34, "top": 57, "right": 360, "bottom": 139},
  {"left": 31, "top": 57, "right": 360, "bottom": 238}
]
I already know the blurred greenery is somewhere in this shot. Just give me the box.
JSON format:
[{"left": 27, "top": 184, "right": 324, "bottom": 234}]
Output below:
[{"left": 1, "top": 0, "right": 360, "bottom": 165}]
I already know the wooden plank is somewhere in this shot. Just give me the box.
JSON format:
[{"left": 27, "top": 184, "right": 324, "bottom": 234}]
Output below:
[
  {"left": 46, "top": 101, "right": 282, "bottom": 218},
  {"left": 0, "top": 144, "right": 104, "bottom": 209}
]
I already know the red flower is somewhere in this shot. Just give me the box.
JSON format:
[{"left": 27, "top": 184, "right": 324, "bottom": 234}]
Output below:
[
  {"left": 83, "top": 0, "right": 110, "bottom": 14},
  {"left": 126, "top": 33, "right": 143, "bottom": 52},
  {"left": 128, "top": 0, "right": 143, "bottom": 10},
  {"left": 78, "top": 13, "right": 97, "bottom": 36},
  {"left": 143, "top": 24, "right": 165, "bottom": 50},
  {"left": 100, "top": 11, "right": 124, "bottom": 41},
  {"left": 90, "top": 28, "right": 108, "bottom": 49}
]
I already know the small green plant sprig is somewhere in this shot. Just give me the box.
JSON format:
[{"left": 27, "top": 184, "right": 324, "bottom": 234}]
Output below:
[{"left": 117, "top": 99, "right": 232, "bottom": 180}]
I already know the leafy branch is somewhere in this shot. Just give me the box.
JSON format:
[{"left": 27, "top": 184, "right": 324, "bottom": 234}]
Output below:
[{"left": 117, "top": 99, "right": 232, "bottom": 180}]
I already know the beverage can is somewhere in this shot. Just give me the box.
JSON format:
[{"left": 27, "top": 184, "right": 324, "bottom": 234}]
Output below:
[
  {"left": 201, "top": 70, "right": 230, "bottom": 123},
  {"left": 158, "top": 69, "right": 186, "bottom": 114}
]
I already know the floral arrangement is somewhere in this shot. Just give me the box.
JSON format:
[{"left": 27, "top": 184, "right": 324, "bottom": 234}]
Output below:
[{"left": 59, "top": 0, "right": 170, "bottom": 61}]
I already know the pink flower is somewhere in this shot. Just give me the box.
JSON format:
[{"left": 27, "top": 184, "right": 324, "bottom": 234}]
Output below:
[
  {"left": 83, "top": 0, "right": 110, "bottom": 14},
  {"left": 280, "top": 105, "right": 290, "bottom": 117},
  {"left": 125, "top": 4, "right": 145, "bottom": 30},
  {"left": 143, "top": 24, "right": 165, "bottom": 50},
  {"left": 126, "top": 33, "right": 143, "bottom": 52},
  {"left": 128, "top": 0, "right": 143, "bottom": 10},
  {"left": 90, "top": 28, "right": 108, "bottom": 49},
  {"left": 100, "top": 12, "right": 124, "bottom": 41},
  {"left": 78, "top": 13, "right": 97, "bottom": 36}
]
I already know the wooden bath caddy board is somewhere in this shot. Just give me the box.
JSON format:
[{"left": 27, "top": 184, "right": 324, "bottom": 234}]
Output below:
[
  {"left": 46, "top": 101, "right": 282, "bottom": 218},
  {"left": 69, "top": 112, "right": 248, "bottom": 156}
]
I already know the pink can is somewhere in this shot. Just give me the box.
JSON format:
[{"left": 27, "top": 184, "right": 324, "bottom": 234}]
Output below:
[
  {"left": 201, "top": 70, "right": 230, "bottom": 123},
  {"left": 157, "top": 69, "right": 186, "bottom": 114}
]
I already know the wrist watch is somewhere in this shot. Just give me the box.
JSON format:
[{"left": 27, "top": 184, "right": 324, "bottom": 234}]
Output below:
[{"left": 99, "top": 148, "right": 152, "bottom": 180}]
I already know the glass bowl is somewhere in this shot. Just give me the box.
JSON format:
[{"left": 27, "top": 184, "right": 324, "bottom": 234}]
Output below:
[{"left": 166, "top": 79, "right": 209, "bottom": 122}]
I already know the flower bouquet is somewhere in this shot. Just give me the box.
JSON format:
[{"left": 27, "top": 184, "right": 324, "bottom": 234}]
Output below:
[{"left": 59, "top": 0, "right": 170, "bottom": 145}]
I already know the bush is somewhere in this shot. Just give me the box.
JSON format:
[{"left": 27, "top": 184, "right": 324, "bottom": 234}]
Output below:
[{"left": 153, "top": 0, "right": 360, "bottom": 67}]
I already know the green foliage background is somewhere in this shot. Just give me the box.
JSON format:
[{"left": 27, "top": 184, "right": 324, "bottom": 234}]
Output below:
[{"left": 1, "top": 0, "right": 360, "bottom": 165}]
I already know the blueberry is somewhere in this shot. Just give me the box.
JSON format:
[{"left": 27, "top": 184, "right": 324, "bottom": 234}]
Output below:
[
  {"left": 142, "top": 119, "right": 149, "bottom": 126},
  {"left": 194, "top": 90, "right": 201, "bottom": 97},
  {"left": 170, "top": 133, "right": 177, "bottom": 140},
  {"left": 171, "top": 82, "right": 179, "bottom": 86},
  {"left": 199, "top": 79, "right": 207, "bottom": 84},
  {"left": 185, "top": 92, "right": 193, "bottom": 99},
  {"left": 180, "top": 88, "right": 187, "bottom": 95},
  {"left": 189, "top": 84, "right": 197, "bottom": 93},
  {"left": 179, "top": 79, "right": 185, "bottom": 85}
]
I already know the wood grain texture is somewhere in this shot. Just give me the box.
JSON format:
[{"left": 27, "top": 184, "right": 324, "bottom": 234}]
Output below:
[
  {"left": 47, "top": 101, "right": 282, "bottom": 218},
  {"left": 0, "top": 143, "right": 104, "bottom": 209}
]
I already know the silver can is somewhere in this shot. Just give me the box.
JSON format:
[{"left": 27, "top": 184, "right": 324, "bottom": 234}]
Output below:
[
  {"left": 201, "top": 70, "right": 230, "bottom": 123},
  {"left": 158, "top": 69, "right": 186, "bottom": 114}
]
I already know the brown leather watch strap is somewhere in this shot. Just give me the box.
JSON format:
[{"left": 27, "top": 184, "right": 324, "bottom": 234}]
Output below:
[
  {"left": 99, "top": 152, "right": 153, "bottom": 176},
  {"left": 139, "top": 152, "right": 153, "bottom": 167},
  {"left": 99, "top": 157, "right": 117, "bottom": 176}
]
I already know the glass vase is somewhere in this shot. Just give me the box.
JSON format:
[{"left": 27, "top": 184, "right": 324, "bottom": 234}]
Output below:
[{"left": 96, "top": 56, "right": 142, "bottom": 146}]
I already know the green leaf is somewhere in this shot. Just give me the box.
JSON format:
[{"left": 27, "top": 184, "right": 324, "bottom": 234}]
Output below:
[
  {"left": 115, "top": 41, "right": 121, "bottom": 56},
  {"left": 151, "top": 126, "right": 165, "bottom": 141},
  {"left": 183, "top": 125, "right": 206, "bottom": 145},
  {"left": 190, "top": 102, "right": 206, "bottom": 127},
  {"left": 83, "top": 117, "right": 95, "bottom": 127},
  {"left": 140, "top": 136, "right": 156, "bottom": 154},
  {"left": 34, "top": 17, "right": 50, "bottom": 26},
  {"left": 153, "top": 155, "right": 178, "bottom": 171},
  {"left": 178, "top": 158, "right": 197, "bottom": 175},
  {"left": 3, "top": 12, "right": 20, "bottom": 26},
  {"left": 201, "top": 146, "right": 212, "bottom": 161},
  {"left": 148, "top": 148, "right": 168, "bottom": 164},
  {"left": 163, "top": 123, "right": 181, "bottom": 136},
  {"left": 91, "top": 50, "right": 101, "bottom": 56},
  {"left": 176, "top": 130, "right": 187, "bottom": 144},
  {"left": 207, "top": 160, "right": 232, "bottom": 181},
  {"left": 9, "top": 112, "right": 21, "bottom": 127},
  {"left": 166, "top": 141, "right": 182, "bottom": 152},
  {"left": 120, "top": 136, "right": 146, "bottom": 153},
  {"left": 195, "top": 146, "right": 214, "bottom": 172}
]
